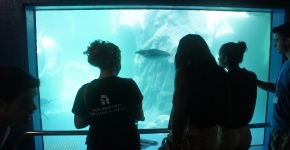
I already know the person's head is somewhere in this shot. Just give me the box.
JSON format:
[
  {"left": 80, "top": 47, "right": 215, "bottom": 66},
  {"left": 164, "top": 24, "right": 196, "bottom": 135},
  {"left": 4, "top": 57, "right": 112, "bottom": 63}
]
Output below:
[
  {"left": 175, "top": 34, "right": 217, "bottom": 70},
  {"left": 0, "top": 65, "right": 40, "bottom": 124},
  {"left": 218, "top": 41, "right": 247, "bottom": 68},
  {"left": 83, "top": 40, "right": 121, "bottom": 75},
  {"left": 272, "top": 22, "right": 290, "bottom": 54}
]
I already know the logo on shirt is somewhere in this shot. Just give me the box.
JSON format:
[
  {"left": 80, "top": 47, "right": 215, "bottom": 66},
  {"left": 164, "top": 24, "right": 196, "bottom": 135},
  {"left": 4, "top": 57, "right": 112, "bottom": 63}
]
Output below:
[{"left": 100, "top": 95, "right": 109, "bottom": 105}]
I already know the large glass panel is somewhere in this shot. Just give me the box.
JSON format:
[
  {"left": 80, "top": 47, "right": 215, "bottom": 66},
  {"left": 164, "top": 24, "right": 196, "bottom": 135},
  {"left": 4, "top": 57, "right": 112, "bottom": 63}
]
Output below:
[{"left": 35, "top": 9, "right": 270, "bottom": 149}]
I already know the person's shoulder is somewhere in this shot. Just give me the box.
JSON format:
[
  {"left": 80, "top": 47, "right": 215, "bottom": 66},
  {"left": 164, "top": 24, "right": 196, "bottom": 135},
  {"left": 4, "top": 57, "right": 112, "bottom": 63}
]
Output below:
[
  {"left": 242, "top": 68, "right": 257, "bottom": 79},
  {"left": 115, "top": 76, "right": 137, "bottom": 85},
  {"left": 115, "top": 76, "right": 131, "bottom": 81},
  {"left": 283, "top": 60, "right": 290, "bottom": 65},
  {"left": 176, "top": 65, "right": 187, "bottom": 71},
  {"left": 212, "top": 67, "right": 229, "bottom": 84},
  {"left": 78, "top": 81, "right": 93, "bottom": 92},
  {"left": 214, "top": 66, "right": 227, "bottom": 75},
  {"left": 283, "top": 60, "right": 290, "bottom": 68},
  {"left": 217, "top": 66, "right": 226, "bottom": 72},
  {"left": 79, "top": 83, "right": 89, "bottom": 89},
  {"left": 87, "top": 79, "right": 97, "bottom": 85},
  {"left": 176, "top": 65, "right": 189, "bottom": 76}
]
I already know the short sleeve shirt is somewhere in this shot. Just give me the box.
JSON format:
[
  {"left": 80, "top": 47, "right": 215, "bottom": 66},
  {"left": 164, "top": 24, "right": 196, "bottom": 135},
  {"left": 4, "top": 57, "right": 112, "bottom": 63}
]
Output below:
[
  {"left": 272, "top": 60, "right": 290, "bottom": 131},
  {"left": 72, "top": 75, "right": 143, "bottom": 149}
]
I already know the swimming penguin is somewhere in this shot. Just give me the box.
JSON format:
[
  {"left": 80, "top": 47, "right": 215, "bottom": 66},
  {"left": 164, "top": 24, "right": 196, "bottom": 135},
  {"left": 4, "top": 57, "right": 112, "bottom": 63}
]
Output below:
[
  {"left": 135, "top": 49, "right": 170, "bottom": 57},
  {"left": 140, "top": 138, "right": 158, "bottom": 149}
]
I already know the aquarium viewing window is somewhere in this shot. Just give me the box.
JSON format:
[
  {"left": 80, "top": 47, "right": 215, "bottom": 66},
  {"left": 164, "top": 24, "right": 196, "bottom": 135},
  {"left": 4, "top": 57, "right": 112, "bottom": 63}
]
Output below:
[{"left": 25, "top": 5, "right": 275, "bottom": 150}]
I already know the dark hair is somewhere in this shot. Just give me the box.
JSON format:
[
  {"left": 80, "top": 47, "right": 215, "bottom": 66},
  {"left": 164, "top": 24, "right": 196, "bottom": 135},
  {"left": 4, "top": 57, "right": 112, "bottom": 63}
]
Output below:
[
  {"left": 272, "top": 22, "right": 290, "bottom": 39},
  {"left": 220, "top": 41, "right": 247, "bottom": 65},
  {"left": 175, "top": 34, "right": 217, "bottom": 70},
  {"left": 0, "top": 65, "right": 40, "bottom": 104},
  {"left": 83, "top": 40, "right": 121, "bottom": 72}
]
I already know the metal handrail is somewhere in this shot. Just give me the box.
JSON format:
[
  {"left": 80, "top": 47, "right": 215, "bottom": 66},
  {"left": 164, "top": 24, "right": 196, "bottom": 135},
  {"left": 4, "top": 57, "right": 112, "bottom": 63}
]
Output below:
[
  {"left": 11, "top": 123, "right": 270, "bottom": 150},
  {"left": 248, "top": 123, "right": 271, "bottom": 128}
]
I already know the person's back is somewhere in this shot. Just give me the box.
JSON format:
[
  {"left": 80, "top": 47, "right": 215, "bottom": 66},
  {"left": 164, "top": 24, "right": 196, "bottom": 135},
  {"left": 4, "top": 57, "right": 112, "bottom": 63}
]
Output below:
[
  {"left": 227, "top": 69, "right": 257, "bottom": 128},
  {"left": 170, "top": 34, "right": 231, "bottom": 150},
  {"left": 218, "top": 41, "right": 257, "bottom": 150},
  {"left": 85, "top": 76, "right": 141, "bottom": 149},
  {"left": 186, "top": 64, "right": 229, "bottom": 128},
  {"left": 72, "top": 40, "right": 145, "bottom": 150}
]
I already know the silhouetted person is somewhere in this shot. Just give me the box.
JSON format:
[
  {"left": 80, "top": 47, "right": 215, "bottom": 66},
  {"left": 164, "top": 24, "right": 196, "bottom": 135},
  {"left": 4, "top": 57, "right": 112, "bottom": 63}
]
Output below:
[
  {"left": 257, "top": 22, "right": 290, "bottom": 150},
  {"left": 0, "top": 65, "right": 39, "bottom": 149},
  {"left": 217, "top": 41, "right": 257, "bottom": 150},
  {"left": 72, "top": 40, "right": 145, "bottom": 150},
  {"left": 170, "top": 34, "right": 231, "bottom": 150}
]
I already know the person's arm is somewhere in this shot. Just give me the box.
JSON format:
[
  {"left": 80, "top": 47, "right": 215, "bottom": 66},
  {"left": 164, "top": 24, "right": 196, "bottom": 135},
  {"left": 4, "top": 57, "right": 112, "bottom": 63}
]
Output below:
[
  {"left": 171, "top": 67, "right": 188, "bottom": 145},
  {"left": 135, "top": 103, "right": 145, "bottom": 121},
  {"left": 257, "top": 79, "right": 276, "bottom": 93},
  {"left": 74, "top": 115, "right": 90, "bottom": 129},
  {"left": 72, "top": 85, "right": 90, "bottom": 129}
]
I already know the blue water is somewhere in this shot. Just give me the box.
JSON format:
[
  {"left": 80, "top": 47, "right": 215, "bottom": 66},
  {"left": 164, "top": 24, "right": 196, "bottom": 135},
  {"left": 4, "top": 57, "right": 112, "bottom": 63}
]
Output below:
[{"left": 35, "top": 9, "right": 271, "bottom": 149}]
